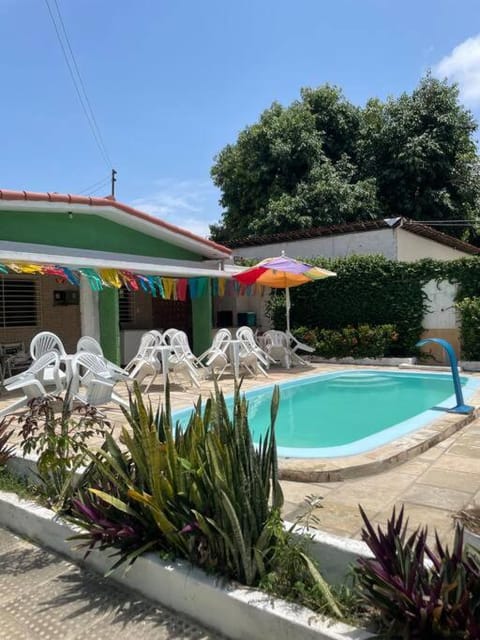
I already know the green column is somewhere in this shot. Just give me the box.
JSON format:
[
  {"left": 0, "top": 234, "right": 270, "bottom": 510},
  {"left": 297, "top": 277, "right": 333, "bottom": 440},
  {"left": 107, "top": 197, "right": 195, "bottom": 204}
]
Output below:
[
  {"left": 99, "top": 288, "right": 120, "bottom": 364},
  {"left": 192, "top": 279, "right": 212, "bottom": 355}
]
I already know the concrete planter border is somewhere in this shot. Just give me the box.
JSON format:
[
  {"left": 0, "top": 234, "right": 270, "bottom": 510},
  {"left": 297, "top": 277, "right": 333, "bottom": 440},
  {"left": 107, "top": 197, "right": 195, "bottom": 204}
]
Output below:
[
  {"left": 0, "top": 490, "right": 371, "bottom": 640},
  {"left": 5, "top": 453, "right": 371, "bottom": 586}
]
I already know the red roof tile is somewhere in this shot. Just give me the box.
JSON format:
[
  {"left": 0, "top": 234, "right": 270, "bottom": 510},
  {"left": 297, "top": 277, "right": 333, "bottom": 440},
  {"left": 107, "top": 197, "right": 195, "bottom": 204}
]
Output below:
[{"left": 0, "top": 189, "right": 231, "bottom": 256}]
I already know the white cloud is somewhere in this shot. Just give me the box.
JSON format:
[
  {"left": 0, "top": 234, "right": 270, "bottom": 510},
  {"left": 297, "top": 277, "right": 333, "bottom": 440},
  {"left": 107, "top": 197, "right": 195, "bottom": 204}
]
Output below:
[
  {"left": 130, "top": 179, "right": 221, "bottom": 239},
  {"left": 434, "top": 34, "right": 480, "bottom": 105}
]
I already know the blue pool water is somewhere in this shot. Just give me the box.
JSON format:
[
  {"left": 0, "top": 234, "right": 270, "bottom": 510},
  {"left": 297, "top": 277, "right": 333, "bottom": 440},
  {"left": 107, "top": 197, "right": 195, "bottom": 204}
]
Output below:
[{"left": 173, "top": 371, "right": 480, "bottom": 458}]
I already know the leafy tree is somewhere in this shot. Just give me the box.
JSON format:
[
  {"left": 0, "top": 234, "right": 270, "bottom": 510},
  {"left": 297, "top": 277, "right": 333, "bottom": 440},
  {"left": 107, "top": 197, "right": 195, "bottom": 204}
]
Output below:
[
  {"left": 210, "top": 77, "right": 480, "bottom": 243},
  {"left": 360, "top": 76, "right": 480, "bottom": 230}
]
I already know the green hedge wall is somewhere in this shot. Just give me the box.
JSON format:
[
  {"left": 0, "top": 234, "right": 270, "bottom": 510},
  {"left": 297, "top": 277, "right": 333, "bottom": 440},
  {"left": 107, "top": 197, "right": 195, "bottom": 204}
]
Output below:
[
  {"left": 456, "top": 297, "right": 480, "bottom": 360},
  {"left": 265, "top": 255, "right": 480, "bottom": 357}
]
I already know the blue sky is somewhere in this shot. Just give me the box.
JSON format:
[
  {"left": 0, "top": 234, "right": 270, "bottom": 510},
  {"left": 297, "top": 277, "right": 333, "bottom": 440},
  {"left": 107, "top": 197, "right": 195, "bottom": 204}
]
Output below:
[{"left": 1, "top": 0, "right": 480, "bottom": 237}]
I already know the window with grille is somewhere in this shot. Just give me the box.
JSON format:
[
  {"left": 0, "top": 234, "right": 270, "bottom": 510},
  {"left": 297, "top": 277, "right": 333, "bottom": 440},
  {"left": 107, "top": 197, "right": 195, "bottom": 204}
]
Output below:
[
  {"left": 0, "top": 278, "right": 38, "bottom": 327},
  {"left": 119, "top": 289, "right": 133, "bottom": 324}
]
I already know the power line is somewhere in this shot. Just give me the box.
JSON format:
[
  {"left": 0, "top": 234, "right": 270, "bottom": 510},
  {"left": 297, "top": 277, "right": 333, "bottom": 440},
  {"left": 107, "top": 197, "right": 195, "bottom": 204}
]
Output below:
[
  {"left": 43, "top": 0, "right": 113, "bottom": 169},
  {"left": 78, "top": 174, "right": 111, "bottom": 195},
  {"left": 90, "top": 184, "right": 112, "bottom": 197},
  {"left": 51, "top": 0, "right": 112, "bottom": 167}
]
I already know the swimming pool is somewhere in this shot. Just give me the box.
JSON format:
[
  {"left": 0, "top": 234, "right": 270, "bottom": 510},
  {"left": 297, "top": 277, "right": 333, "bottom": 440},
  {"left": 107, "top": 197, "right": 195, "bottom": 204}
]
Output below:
[{"left": 173, "top": 370, "right": 480, "bottom": 458}]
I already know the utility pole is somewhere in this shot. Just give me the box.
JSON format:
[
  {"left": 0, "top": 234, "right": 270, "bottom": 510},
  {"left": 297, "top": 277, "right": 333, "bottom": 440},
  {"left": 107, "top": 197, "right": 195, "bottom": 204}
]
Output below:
[{"left": 111, "top": 169, "right": 117, "bottom": 198}]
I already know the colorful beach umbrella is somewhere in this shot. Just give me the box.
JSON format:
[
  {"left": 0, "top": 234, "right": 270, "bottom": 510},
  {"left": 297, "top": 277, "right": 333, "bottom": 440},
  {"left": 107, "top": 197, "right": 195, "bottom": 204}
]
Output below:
[{"left": 233, "top": 253, "right": 336, "bottom": 332}]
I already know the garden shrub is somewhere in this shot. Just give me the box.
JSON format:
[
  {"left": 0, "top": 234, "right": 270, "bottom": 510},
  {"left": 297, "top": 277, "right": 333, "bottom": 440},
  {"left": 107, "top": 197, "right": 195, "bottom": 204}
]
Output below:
[
  {"left": 267, "top": 255, "right": 480, "bottom": 357},
  {"left": 293, "top": 324, "right": 397, "bottom": 359},
  {"left": 69, "top": 383, "right": 342, "bottom": 617},
  {"left": 15, "top": 395, "right": 111, "bottom": 510},
  {"left": 290, "top": 326, "right": 319, "bottom": 349},
  {"left": 354, "top": 505, "right": 480, "bottom": 638},
  {"left": 267, "top": 255, "right": 425, "bottom": 355},
  {"left": 457, "top": 297, "right": 480, "bottom": 361}
]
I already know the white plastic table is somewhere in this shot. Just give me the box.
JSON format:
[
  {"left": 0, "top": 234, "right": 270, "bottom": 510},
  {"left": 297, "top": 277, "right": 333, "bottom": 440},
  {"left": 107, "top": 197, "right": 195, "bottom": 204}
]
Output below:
[
  {"left": 59, "top": 353, "right": 77, "bottom": 392},
  {"left": 152, "top": 345, "right": 173, "bottom": 389},
  {"left": 228, "top": 340, "right": 241, "bottom": 378}
]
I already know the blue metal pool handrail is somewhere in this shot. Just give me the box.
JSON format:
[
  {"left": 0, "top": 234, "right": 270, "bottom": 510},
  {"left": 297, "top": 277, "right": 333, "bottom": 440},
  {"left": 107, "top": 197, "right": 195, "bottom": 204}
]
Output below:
[{"left": 416, "top": 338, "right": 474, "bottom": 414}]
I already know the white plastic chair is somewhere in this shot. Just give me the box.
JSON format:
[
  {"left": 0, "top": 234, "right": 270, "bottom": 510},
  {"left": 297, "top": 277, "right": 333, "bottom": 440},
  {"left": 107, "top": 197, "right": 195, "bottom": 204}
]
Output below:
[
  {"left": 1, "top": 342, "right": 31, "bottom": 380},
  {"left": 263, "top": 330, "right": 292, "bottom": 368},
  {"left": 162, "top": 328, "right": 180, "bottom": 345},
  {"left": 168, "top": 332, "right": 202, "bottom": 387},
  {"left": 72, "top": 352, "right": 129, "bottom": 409},
  {"left": 77, "top": 336, "right": 129, "bottom": 382},
  {"left": 199, "top": 329, "right": 232, "bottom": 379},
  {"left": 77, "top": 336, "right": 103, "bottom": 356},
  {"left": 0, "top": 352, "right": 63, "bottom": 417},
  {"left": 236, "top": 326, "right": 271, "bottom": 376},
  {"left": 148, "top": 329, "right": 165, "bottom": 344},
  {"left": 286, "top": 330, "right": 315, "bottom": 365},
  {"left": 170, "top": 331, "right": 205, "bottom": 370},
  {"left": 124, "top": 332, "right": 161, "bottom": 392},
  {"left": 30, "top": 331, "right": 67, "bottom": 360}
]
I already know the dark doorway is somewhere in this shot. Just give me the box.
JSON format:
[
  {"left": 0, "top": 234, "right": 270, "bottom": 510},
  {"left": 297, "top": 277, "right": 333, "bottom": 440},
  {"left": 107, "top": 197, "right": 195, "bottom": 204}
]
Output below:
[{"left": 152, "top": 297, "right": 193, "bottom": 343}]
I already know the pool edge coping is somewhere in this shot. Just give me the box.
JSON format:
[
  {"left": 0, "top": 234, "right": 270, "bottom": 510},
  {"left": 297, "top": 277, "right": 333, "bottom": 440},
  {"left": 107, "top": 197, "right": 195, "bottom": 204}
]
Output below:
[
  {"left": 171, "top": 367, "right": 480, "bottom": 483},
  {"left": 277, "top": 406, "right": 478, "bottom": 483}
]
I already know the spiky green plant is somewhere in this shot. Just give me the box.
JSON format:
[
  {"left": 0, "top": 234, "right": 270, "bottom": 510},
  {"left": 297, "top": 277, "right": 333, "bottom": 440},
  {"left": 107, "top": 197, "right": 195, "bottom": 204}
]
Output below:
[
  {"left": 72, "top": 381, "right": 282, "bottom": 581},
  {"left": 0, "top": 417, "right": 15, "bottom": 466},
  {"left": 70, "top": 381, "right": 341, "bottom": 617}
]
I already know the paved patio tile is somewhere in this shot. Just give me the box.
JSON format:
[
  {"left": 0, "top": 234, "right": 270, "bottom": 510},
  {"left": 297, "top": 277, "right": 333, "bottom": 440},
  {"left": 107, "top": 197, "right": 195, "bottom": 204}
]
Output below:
[
  {"left": 400, "top": 483, "right": 472, "bottom": 511},
  {"left": 417, "top": 468, "right": 480, "bottom": 493},
  {"left": 308, "top": 501, "right": 367, "bottom": 537},
  {"left": 373, "top": 501, "right": 456, "bottom": 546},
  {"left": 447, "top": 444, "right": 480, "bottom": 458},
  {"left": 393, "top": 459, "right": 432, "bottom": 477},
  {"left": 431, "top": 454, "right": 480, "bottom": 474},
  {"left": 280, "top": 480, "right": 332, "bottom": 504},
  {"left": 375, "top": 501, "right": 455, "bottom": 531},
  {"left": 0, "top": 544, "right": 72, "bottom": 599},
  {"left": 324, "top": 482, "right": 411, "bottom": 510},
  {"left": 0, "top": 528, "right": 222, "bottom": 640},
  {"left": 416, "top": 446, "right": 447, "bottom": 462},
  {"left": 0, "top": 527, "right": 29, "bottom": 553}
]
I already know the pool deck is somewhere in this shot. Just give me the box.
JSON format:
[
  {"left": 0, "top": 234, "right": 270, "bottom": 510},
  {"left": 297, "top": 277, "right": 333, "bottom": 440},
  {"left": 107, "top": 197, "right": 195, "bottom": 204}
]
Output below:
[{"left": 2, "top": 362, "right": 480, "bottom": 547}]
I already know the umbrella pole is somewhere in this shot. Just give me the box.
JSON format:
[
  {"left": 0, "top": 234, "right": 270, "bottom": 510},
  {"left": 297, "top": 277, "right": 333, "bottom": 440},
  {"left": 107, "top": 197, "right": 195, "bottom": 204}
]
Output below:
[{"left": 285, "top": 287, "right": 291, "bottom": 333}]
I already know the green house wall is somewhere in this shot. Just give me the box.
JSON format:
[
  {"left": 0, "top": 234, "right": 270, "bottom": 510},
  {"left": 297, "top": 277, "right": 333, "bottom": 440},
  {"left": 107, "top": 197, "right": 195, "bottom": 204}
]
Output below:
[
  {"left": 192, "top": 280, "right": 213, "bottom": 356},
  {"left": 0, "top": 209, "right": 215, "bottom": 362},
  {"left": 0, "top": 211, "right": 202, "bottom": 261},
  {"left": 99, "top": 288, "right": 120, "bottom": 363}
]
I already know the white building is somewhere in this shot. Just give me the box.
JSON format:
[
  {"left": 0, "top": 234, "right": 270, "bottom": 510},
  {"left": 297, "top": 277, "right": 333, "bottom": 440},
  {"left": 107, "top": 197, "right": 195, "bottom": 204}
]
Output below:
[{"left": 215, "top": 217, "right": 480, "bottom": 362}]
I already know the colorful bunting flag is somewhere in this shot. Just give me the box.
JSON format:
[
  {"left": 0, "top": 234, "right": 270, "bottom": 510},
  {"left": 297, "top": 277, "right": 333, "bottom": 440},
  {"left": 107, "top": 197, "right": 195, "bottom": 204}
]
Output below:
[{"left": 0, "top": 261, "right": 265, "bottom": 298}]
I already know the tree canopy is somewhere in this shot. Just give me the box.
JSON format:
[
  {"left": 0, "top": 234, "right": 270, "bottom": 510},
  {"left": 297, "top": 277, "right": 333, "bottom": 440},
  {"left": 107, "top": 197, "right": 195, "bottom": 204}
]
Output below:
[{"left": 210, "top": 77, "right": 480, "bottom": 243}]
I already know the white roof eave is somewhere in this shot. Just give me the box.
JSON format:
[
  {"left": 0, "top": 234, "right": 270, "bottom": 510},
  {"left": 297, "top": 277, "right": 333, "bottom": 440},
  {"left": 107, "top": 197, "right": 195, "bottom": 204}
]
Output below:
[{"left": 0, "top": 241, "right": 234, "bottom": 279}]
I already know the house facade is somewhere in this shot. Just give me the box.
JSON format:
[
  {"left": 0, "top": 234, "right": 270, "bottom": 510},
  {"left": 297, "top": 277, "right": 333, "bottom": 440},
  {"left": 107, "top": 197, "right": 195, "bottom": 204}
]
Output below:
[
  {"left": 216, "top": 218, "right": 480, "bottom": 361},
  {"left": 0, "top": 189, "right": 233, "bottom": 364}
]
